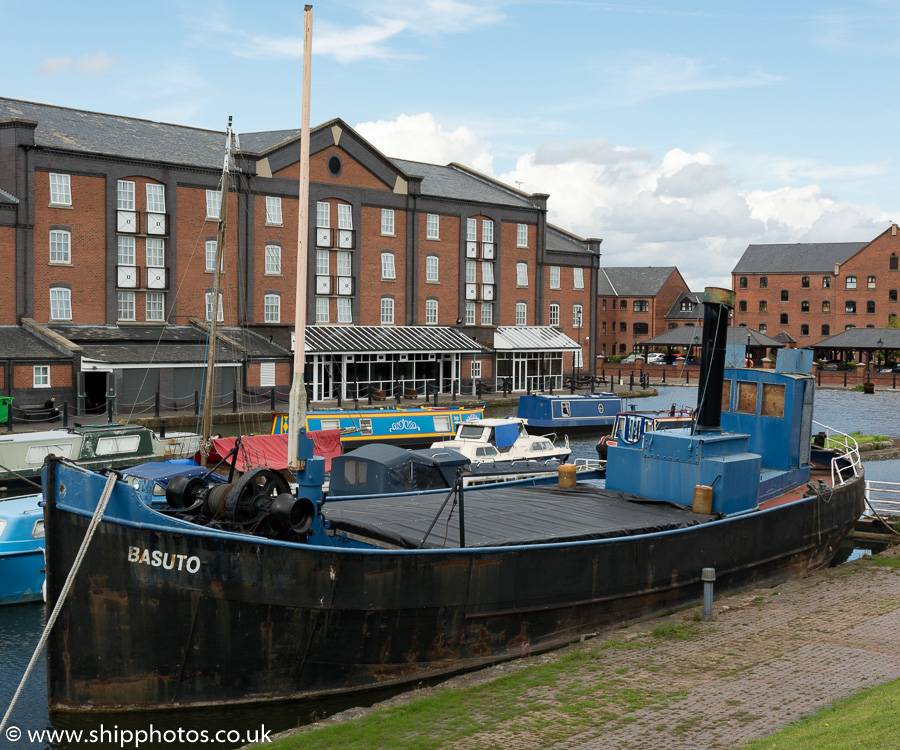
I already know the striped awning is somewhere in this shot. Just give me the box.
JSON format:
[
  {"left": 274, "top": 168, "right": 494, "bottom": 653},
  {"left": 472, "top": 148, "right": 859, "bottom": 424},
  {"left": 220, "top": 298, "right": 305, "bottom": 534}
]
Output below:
[
  {"left": 493, "top": 326, "right": 581, "bottom": 352},
  {"left": 303, "top": 326, "right": 484, "bottom": 355}
]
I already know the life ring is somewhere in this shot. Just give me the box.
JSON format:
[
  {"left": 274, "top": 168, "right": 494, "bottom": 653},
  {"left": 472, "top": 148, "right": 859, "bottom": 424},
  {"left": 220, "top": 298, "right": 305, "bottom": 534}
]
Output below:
[{"left": 745, "top": 358, "right": 754, "bottom": 368}]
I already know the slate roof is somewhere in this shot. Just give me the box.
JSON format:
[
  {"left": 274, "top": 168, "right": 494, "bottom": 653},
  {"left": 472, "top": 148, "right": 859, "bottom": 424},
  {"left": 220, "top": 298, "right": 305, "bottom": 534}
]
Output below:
[
  {"left": 493, "top": 327, "right": 580, "bottom": 352},
  {"left": 391, "top": 159, "right": 535, "bottom": 208},
  {"left": 810, "top": 327, "right": 900, "bottom": 350},
  {"left": 545, "top": 225, "right": 592, "bottom": 255},
  {"left": 220, "top": 328, "right": 293, "bottom": 358},
  {"left": 732, "top": 243, "right": 867, "bottom": 274},
  {"left": 0, "top": 326, "right": 70, "bottom": 360},
  {"left": 597, "top": 267, "right": 677, "bottom": 297},
  {"left": 0, "top": 187, "right": 18, "bottom": 205},
  {"left": 643, "top": 326, "right": 783, "bottom": 348},
  {"left": 303, "top": 326, "right": 483, "bottom": 354},
  {"left": 665, "top": 292, "right": 702, "bottom": 320}
]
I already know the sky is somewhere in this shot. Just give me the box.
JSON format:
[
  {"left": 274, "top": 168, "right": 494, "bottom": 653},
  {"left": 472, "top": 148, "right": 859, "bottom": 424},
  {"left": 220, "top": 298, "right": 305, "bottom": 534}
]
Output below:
[{"left": 4, "top": 0, "right": 900, "bottom": 290}]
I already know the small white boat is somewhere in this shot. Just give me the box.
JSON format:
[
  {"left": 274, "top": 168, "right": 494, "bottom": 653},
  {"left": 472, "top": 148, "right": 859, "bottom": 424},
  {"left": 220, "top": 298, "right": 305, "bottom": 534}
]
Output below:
[{"left": 431, "top": 416, "right": 571, "bottom": 465}]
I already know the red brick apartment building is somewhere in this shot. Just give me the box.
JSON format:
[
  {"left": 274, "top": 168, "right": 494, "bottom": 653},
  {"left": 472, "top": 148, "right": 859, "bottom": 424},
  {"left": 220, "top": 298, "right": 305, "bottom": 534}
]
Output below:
[
  {"left": 732, "top": 225, "right": 900, "bottom": 344},
  {"left": 0, "top": 98, "right": 602, "bottom": 403},
  {"left": 596, "top": 267, "right": 691, "bottom": 357}
]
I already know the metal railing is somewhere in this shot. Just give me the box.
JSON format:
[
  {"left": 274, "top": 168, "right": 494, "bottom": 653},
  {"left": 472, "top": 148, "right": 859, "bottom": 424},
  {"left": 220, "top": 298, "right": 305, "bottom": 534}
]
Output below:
[
  {"left": 864, "top": 480, "right": 900, "bottom": 519},
  {"left": 811, "top": 419, "right": 862, "bottom": 487}
]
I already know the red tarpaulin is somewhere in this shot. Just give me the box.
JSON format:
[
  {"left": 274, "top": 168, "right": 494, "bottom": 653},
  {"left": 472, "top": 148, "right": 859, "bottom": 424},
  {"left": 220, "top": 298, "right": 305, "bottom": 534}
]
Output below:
[{"left": 199, "top": 430, "right": 342, "bottom": 473}]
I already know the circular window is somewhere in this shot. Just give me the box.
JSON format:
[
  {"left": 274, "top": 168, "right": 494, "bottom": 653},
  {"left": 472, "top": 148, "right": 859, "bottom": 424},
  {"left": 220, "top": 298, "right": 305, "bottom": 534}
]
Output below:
[{"left": 327, "top": 155, "right": 342, "bottom": 177}]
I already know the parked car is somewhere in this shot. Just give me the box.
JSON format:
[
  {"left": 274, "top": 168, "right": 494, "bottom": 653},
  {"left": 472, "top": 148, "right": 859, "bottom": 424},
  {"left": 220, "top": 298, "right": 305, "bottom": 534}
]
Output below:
[
  {"left": 646, "top": 353, "right": 666, "bottom": 364},
  {"left": 621, "top": 353, "right": 644, "bottom": 364}
]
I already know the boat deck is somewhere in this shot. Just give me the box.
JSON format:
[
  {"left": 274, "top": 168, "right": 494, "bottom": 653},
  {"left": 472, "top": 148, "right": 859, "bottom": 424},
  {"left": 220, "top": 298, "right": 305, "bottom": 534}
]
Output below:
[{"left": 324, "top": 481, "right": 720, "bottom": 549}]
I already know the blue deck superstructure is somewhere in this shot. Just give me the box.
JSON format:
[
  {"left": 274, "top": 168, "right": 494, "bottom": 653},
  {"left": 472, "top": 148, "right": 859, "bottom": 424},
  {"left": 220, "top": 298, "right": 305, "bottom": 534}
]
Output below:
[
  {"left": 516, "top": 392, "right": 622, "bottom": 436},
  {"left": 0, "top": 494, "right": 45, "bottom": 605}
]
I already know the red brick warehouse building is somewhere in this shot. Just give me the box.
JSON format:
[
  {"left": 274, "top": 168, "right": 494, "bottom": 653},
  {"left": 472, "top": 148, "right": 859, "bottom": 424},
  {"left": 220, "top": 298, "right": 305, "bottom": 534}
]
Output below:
[
  {"left": 732, "top": 225, "right": 900, "bottom": 345},
  {"left": 0, "top": 97, "right": 603, "bottom": 402}
]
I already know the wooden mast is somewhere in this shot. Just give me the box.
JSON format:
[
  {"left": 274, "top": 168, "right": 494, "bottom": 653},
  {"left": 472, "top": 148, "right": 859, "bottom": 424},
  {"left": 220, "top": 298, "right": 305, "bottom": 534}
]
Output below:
[
  {"left": 288, "top": 5, "right": 313, "bottom": 472},
  {"left": 200, "top": 117, "right": 233, "bottom": 466}
]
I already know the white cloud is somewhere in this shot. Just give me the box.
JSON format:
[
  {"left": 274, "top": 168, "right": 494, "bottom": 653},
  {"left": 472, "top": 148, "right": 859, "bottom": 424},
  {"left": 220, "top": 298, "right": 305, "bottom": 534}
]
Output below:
[
  {"left": 353, "top": 112, "right": 896, "bottom": 290},
  {"left": 39, "top": 53, "right": 114, "bottom": 76},
  {"left": 355, "top": 113, "right": 494, "bottom": 173}
]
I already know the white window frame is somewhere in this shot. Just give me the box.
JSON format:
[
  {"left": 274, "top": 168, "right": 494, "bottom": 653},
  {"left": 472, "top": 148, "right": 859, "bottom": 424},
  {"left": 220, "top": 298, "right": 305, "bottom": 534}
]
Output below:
[
  {"left": 50, "top": 173, "right": 72, "bottom": 206},
  {"left": 549, "top": 303, "right": 560, "bottom": 326},
  {"left": 264, "top": 294, "right": 281, "bottom": 323},
  {"left": 426, "top": 255, "right": 439, "bottom": 283},
  {"left": 146, "top": 238, "right": 165, "bottom": 268},
  {"left": 550, "top": 266, "right": 560, "bottom": 289},
  {"left": 471, "top": 360, "right": 482, "bottom": 379},
  {"left": 117, "top": 291, "right": 136, "bottom": 321},
  {"left": 573, "top": 304, "right": 583, "bottom": 328},
  {"left": 146, "top": 183, "right": 166, "bottom": 213},
  {"left": 117, "top": 180, "right": 135, "bottom": 211},
  {"left": 50, "top": 287, "right": 72, "bottom": 321},
  {"left": 482, "top": 219, "right": 494, "bottom": 243},
  {"left": 517, "top": 223, "right": 528, "bottom": 248},
  {"left": 481, "top": 302, "right": 493, "bottom": 325},
  {"left": 573, "top": 267, "right": 584, "bottom": 290},
  {"left": 465, "top": 301, "right": 476, "bottom": 325},
  {"left": 846, "top": 275, "right": 857, "bottom": 289},
  {"left": 50, "top": 230, "right": 71, "bottom": 264},
  {"left": 381, "top": 252, "right": 396, "bottom": 280},
  {"left": 205, "top": 292, "right": 224, "bottom": 323},
  {"left": 265, "top": 196, "right": 283, "bottom": 226},
  {"left": 337, "top": 203, "right": 352, "bottom": 230},
  {"left": 425, "top": 299, "right": 438, "bottom": 325},
  {"left": 337, "top": 297, "right": 352, "bottom": 323},
  {"left": 316, "top": 201, "right": 330, "bottom": 228},
  {"left": 316, "top": 249, "right": 330, "bottom": 276},
  {"left": 482, "top": 261, "right": 494, "bottom": 284},
  {"left": 381, "top": 208, "right": 395, "bottom": 236},
  {"left": 33, "top": 365, "right": 51, "bottom": 389},
  {"left": 206, "top": 190, "right": 222, "bottom": 220},
  {"left": 381, "top": 297, "right": 395, "bottom": 325},
  {"left": 316, "top": 296, "right": 330, "bottom": 323},
  {"left": 467, "top": 217, "right": 477, "bottom": 242},
  {"left": 265, "top": 244, "right": 281, "bottom": 275},
  {"left": 260, "top": 361, "right": 276, "bottom": 388},
  {"left": 466, "top": 260, "right": 477, "bottom": 284},
  {"left": 426, "top": 213, "right": 440, "bottom": 240},
  {"left": 516, "top": 262, "right": 528, "bottom": 287},
  {"left": 146, "top": 292, "right": 165, "bottom": 322},
  {"left": 117, "top": 235, "right": 135, "bottom": 266},
  {"left": 205, "top": 240, "right": 223, "bottom": 273},
  {"left": 516, "top": 302, "right": 527, "bottom": 326},
  {"left": 337, "top": 251, "right": 352, "bottom": 277}
]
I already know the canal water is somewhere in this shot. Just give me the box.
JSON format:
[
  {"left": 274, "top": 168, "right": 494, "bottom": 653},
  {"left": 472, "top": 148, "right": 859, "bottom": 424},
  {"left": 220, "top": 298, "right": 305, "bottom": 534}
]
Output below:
[{"left": 3, "top": 386, "right": 900, "bottom": 749}]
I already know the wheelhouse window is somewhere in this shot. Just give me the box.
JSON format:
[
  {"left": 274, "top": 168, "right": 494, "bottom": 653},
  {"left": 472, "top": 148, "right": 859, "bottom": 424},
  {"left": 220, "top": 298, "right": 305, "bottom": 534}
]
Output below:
[{"left": 49, "top": 173, "right": 71, "bottom": 206}]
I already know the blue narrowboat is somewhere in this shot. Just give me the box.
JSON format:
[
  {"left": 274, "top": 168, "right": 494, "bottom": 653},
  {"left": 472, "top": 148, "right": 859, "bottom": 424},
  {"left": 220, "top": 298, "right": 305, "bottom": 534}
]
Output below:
[
  {"left": 516, "top": 392, "right": 622, "bottom": 436},
  {"left": 0, "top": 495, "right": 45, "bottom": 605}
]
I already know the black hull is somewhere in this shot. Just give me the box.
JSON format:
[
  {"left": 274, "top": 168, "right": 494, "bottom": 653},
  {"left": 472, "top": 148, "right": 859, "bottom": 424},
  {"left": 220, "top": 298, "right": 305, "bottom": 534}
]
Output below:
[{"left": 44, "top": 465, "right": 864, "bottom": 712}]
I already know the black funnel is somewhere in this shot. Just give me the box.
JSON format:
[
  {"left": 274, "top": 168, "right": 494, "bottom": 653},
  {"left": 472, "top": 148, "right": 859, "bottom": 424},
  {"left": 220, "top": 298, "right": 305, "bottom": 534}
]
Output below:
[{"left": 695, "top": 287, "right": 735, "bottom": 432}]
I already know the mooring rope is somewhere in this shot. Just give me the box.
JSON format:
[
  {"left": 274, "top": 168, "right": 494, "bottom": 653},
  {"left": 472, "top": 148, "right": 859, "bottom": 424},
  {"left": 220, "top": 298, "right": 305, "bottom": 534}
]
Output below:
[{"left": 0, "top": 470, "right": 118, "bottom": 735}]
